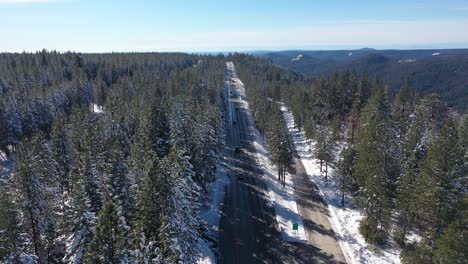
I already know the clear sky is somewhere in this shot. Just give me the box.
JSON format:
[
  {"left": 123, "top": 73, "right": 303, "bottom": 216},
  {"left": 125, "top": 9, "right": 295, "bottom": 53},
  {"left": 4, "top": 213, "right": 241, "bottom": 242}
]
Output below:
[{"left": 1, "top": 0, "right": 468, "bottom": 52}]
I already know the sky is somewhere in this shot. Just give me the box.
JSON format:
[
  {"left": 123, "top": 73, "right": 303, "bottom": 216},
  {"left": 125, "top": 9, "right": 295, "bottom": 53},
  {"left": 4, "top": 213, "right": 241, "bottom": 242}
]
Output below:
[{"left": 1, "top": 0, "right": 468, "bottom": 52}]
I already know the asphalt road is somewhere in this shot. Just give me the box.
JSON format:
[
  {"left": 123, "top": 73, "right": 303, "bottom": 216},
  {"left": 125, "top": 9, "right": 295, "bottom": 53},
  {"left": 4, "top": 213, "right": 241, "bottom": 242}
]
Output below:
[
  {"left": 290, "top": 154, "right": 347, "bottom": 263},
  {"left": 218, "top": 62, "right": 347, "bottom": 264},
  {"left": 218, "top": 66, "right": 283, "bottom": 264}
]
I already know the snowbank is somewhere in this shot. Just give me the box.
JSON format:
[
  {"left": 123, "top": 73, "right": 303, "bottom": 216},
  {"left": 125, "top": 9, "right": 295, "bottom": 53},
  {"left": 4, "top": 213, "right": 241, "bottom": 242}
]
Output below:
[
  {"left": 198, "top": 139, "right": 231, "bottom": 264},
  {"left": 251, "top": 136, "right": 308, "bottom": 243},
  {"left": 200, "top": 165, "right": 230, "bottom": 232},
  {"left": 281, "top": 104, "right": 401, "bottom": 264}
]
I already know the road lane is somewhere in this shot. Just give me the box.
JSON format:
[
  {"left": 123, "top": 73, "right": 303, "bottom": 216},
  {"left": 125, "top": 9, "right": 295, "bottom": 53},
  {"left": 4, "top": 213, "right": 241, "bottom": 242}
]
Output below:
[
  {"left": 218, "top": 62, "right": 347, "bottom": 264},
  {"left": 219, "top": 65, "right": 283, "bottom": 264}
]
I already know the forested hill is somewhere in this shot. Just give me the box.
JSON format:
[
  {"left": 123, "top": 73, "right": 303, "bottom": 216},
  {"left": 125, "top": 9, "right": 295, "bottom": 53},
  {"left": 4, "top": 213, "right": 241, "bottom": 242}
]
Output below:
[
  {"left": 259, "top": 49, "right": 468, "bottom": 112},
  {"left": 0, "top": 51, "right": 226, "bottom": 263},
  {"left": 0, "top": 51, "right": 466, "bottom": 264}
]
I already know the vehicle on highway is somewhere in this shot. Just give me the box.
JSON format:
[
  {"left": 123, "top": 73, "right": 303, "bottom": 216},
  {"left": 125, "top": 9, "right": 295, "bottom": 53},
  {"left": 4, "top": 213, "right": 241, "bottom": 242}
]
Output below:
[
  {"left": 234, "top": 146, "right": 241, "bottom": 153},
  {"left": 237, "top": 174, "right": 245, "bottom": 181}
]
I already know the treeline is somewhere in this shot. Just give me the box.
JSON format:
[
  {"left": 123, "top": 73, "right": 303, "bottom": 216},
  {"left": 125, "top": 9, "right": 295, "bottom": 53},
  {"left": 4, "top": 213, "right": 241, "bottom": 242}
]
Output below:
[
  {"left": 234, "top": 54, "right": 467, "bottom": 263},
  {"left": 0, "top": 51, "right": 226, "bottom": 263}
]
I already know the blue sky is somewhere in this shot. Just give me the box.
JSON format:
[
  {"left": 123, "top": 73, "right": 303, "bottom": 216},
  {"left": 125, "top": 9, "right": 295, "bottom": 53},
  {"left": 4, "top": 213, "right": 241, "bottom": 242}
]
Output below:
[{"left": 1, "top": 0, "right": 468, "bottom": 52}]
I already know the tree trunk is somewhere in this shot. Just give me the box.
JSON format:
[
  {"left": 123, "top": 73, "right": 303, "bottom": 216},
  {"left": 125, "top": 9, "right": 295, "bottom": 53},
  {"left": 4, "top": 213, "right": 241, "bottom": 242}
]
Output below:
[
  {"left": 320, "top": 160, "right": 323, "bottom": 172},
  {"left": 283, "top": 166, "right": 286, "bottom": 187},
  {"left": 341, "top": 190, "right": 345, "bottom": 207},
  {"left": 27, "top": 204, "right": 40, "bottom": 258},
  {"left": 325, "top": 160, "right": 328, "bottom": 182}
]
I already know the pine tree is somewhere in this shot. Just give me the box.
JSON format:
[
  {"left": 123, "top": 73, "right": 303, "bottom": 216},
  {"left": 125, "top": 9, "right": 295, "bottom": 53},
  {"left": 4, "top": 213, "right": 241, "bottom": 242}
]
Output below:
[
  {"left": 395, "top": 95, "right": 450, "bottom": 242},
  {"left": 84, "top": 200, "right": 126, "bottom": 264},
  {"left": 63, "top": 173, "right": 96, "bottom": 264},
  {"left": 314, "top": 123, "right": 336, "bottom": 181},
  {"left": 354, "top": 87, "right": 398, "bottom": 245},
  {"left": 415, "top": 117, "right": 464, "bottom": 239},
  {"left": 134, "top": 153, "right": 165, "bottom": 262},
  {"left": 393, "top": 81, "right": 415, "bottom": 137},
  {"left": 334, "top": 146, "right": 356, "bottom": 206},
  {"left": 16, "top": 132, "right": 61, "bottom": 262},
  {"left": 0, "top": 180, "right": 22, "bottom": 263},
  {"left": 159, "top": 147, "right": 203, "bottom": 263},
  {"left": 432, "top": 197, "right": 467, "bottom": 264}
]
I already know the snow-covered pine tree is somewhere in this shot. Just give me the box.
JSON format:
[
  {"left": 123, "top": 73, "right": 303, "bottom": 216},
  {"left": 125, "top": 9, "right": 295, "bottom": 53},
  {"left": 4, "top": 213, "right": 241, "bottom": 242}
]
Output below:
[
  {"left": 314, "top": 123, "right": 336, "bottom": 181},
  {"left": 15, "top": 132, "right": 62, "bottom": 262},
  {"left": 160, "top": 146, "right": 203, "bottom": 263},
  {"left": 395, "top": 95, "right": 450, "bottom": 242},
  {"left": 392, "top": 81, "right": 415, "bottom": 138},
  {"left": 0, "top": 178, "right": 23, "bottom": 263},
  {"left": 334, "top": 146, "right": 357, "bottom": 206},
  {"left": 63, "top": 167, "right": 96, "bottom": 264},
  {"left": 416, "top": 116, "right": 464, "bottom": 239},
  {"left": 104, "top": 117, "right": 133, "bottom": 222},
  {"left": 354, "top": 86, "right": 399, "bottom": 245},
  {"left": 133, "top": 153, "right": 165, "bottom": 263},
  {"left": 83, "top": 200, "right": 126, "bottom": 263}
]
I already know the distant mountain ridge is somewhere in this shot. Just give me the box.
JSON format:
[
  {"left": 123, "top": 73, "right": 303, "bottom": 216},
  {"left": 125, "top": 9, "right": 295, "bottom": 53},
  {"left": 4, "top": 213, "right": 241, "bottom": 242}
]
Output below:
[{"left": 258, "top": 49, "right": 468, "bottom": 112}]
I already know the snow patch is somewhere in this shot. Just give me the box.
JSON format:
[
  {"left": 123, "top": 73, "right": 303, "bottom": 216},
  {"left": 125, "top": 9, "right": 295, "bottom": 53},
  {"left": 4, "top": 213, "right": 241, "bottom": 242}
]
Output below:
[
  {"left": 281, "top": 104, "right": 401, "bottom": 264},
  {"left": 91, "top": 104, "right": 104, "bottom": 113},
  {"left": 197, "top": 240, "right": 216, "bottom": 264},
  {"left": 291, "top": 54, "right": 303, "bottom": 62},
  {"left": 398, "top": 59, "right": 416, "bottom": 63},
  {"left": 200, "top": 165, "right": 230, "bottom": 231},
  {"left": 432, "top": 52, "right": 440, "bottom": 56},
  {"left": 348, "top": 52, "right": 353, "bottom": 56},
  {"left": 0, "top": 150, "right": 7, "bottom": 162}
]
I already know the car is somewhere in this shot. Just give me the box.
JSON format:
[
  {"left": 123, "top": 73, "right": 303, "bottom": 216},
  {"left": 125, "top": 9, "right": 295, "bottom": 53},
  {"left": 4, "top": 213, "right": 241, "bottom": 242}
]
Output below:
[
  {"left": 234, "top": 146, "right": 241, "bottom": 153},
  {"left": 237, "top": 174, "right": 245, "bottom": 181}
]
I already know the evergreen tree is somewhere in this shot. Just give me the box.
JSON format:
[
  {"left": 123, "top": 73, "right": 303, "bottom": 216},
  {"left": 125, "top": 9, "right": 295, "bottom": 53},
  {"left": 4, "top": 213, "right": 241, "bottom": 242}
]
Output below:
[
  {"left": 134, "top": 153, "right": 165, "bottom": 262},
  {"left": 396, "top": 95, "right": 450, "bottom": 242},
  {"left": 393, "top": 80, "right": 415, "bottom": 137},
  {"left": 63, "top": 174, "right": 96, "bottom": 264},
  {"left": 415, "top": 117, "right": 464, "bottom": 238},
  {"left": 160, "top": 147, "right": 203, "bottom": 263},
  {"left": 354, "top": 87, "right": 398, "bottom": 245},
  {"left": 334, "top": 146, "right": 356, "bottom": 206},
  {"left": 432, "top": 196, "right": 468, "bottom": 264},
  {"left": 16, "top": 132, "right": 61, "bottom": 262},
  {"left": 314, "top": 123, "right": 336, "bottom": 181},
  {"left": 0, "top": 180, "right": 22, "bottom": 263},
  {"left": 84, "top": 200, "right": 126, "bottom": 264}
]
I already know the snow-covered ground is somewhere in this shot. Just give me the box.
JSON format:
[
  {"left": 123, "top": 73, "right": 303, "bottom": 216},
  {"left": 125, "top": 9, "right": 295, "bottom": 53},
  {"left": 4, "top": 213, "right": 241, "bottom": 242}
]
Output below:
[
  {"left": 398, "top": 59, "right": 416, "bottom": 63},
  {"left": 281, "top": 104, "right": 402, "bottom": 264},
  {"left": 91, "top": 104, "right": 104, "bottom": 113},
  {"left": 0, "top": 150, "right": 12, "bottom": 179},
  {"left": 231, "top": 66, "right": 307, "bottom": 243},
  {"left": 291, "top": 54, "right": 303, "bottom": 62},
  {"left": 198, "top": 165, "right": 230, "bottom": 264},
  {"left": 249, "top": 124, "right": 307, "bottom": 243}
]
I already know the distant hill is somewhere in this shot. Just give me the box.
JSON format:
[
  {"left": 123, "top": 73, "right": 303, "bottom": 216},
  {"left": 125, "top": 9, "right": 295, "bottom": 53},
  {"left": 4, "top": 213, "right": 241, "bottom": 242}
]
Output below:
[{"left": 259, "top": 49, "right": 468, "bottom": 112}]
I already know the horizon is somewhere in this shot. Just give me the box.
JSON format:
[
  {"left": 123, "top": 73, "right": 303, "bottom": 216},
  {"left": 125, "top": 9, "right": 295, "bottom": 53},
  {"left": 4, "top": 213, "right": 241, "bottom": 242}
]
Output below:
[{"left": 1, "top": 0, "right": 468, "bottom": 52}]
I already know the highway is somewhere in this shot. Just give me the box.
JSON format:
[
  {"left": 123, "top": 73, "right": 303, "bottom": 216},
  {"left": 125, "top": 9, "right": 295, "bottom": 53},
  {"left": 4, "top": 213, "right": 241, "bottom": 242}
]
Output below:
[
  {"left": 218, "top": 63, "right": 282, "bottom": 263},
  {"left": 218, "top": 62, "right": 347, "bottom": 264}
]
